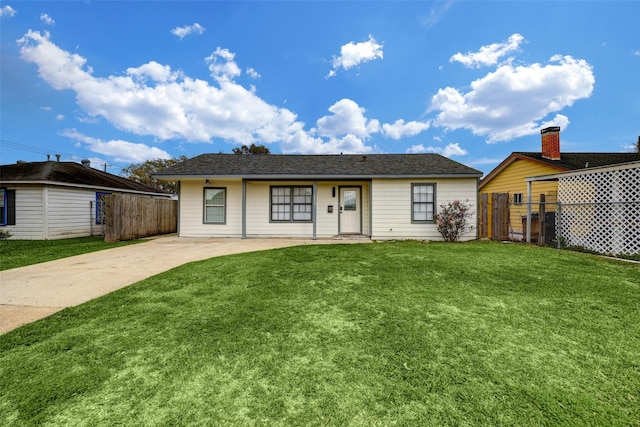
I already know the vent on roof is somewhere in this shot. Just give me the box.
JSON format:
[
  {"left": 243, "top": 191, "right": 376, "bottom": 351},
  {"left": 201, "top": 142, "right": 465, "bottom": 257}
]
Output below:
[
  {"left": 81, "top": 159, "right": 91, "bottom": 168},
  {"left": 17, "top": 160, "right": 27, "bottom": 164}
]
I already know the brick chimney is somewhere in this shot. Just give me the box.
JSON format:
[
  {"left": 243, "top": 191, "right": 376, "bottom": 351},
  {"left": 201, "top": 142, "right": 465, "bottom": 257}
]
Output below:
[{"left": 541, "top": 126, "right": 561, "bottom": 160}]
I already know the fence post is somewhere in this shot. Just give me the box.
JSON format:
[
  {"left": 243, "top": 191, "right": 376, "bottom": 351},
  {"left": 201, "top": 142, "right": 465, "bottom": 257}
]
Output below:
[
  {"left": 539, "top": 194, "right": 546, "bottom": 246},
  {"left": 556, "top": 201, "right": 562, "bottom": 249},
  {"left": 526, "top": 181, "right": 532, "bottom": 243}
]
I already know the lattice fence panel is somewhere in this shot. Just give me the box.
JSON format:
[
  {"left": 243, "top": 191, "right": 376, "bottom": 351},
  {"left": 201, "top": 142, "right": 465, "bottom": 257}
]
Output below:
[{"left": 557, "top": 165, "right": 640, "bottom": 255}]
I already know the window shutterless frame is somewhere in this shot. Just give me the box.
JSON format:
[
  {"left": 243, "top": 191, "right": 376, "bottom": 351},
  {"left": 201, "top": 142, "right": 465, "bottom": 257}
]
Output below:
[
  {"left": 411, "top": 183, "right": 436, "bottom": 223},
  {"left": 270, "top": 186, "right": 313, "bottom": 222},
  {"left": 203, "top": 187, "right": 226, "bottom": 224}
]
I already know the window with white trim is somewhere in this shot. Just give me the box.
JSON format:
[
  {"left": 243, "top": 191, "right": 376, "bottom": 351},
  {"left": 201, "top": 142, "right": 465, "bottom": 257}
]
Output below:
[
  {"left": 204, "top": 188, "right": 226, "bottom": 224},
  {"left": 271, "top": 186, "right": 312, "bottom": 222},
  {"left": 412, "top": 183, "right": 435, "bottom": 222},
  {"left": 513, "top": 193, "right": 523, "bottom": 205}
]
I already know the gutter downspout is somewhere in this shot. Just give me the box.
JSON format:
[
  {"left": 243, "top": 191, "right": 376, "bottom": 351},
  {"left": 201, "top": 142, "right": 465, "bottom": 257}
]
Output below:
[
  {"left": 242, "top": 179, "right": 247, "bottom": 239},
  {"left": 312, "top": 181, "right": 317, "bottom": 240},
  {"left": 369, "top": 180, "right": 373, "bottom": 238}
]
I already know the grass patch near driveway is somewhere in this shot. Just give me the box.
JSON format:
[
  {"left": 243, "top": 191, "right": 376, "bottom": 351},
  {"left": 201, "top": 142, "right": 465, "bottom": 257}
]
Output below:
[
  {"left": 0, "top": 236, "right": 142, "bottom": 270},
  {"left": 1, "top": 241, "right": 638, "bottom": 425}
]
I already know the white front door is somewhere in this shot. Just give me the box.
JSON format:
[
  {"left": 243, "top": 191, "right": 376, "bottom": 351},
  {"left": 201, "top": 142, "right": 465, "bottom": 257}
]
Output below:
[{"left": 340, "top": 187, "right": 361, "bottom": 234}]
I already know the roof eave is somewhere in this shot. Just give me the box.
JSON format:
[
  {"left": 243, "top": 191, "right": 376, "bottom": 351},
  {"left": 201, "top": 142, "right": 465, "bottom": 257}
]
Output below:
[
  {"left": 155, "top": 173, "right": 482, "bottom": 180},
  {"left": 0, "top": 180, "right": 172, "bottom": 196}
]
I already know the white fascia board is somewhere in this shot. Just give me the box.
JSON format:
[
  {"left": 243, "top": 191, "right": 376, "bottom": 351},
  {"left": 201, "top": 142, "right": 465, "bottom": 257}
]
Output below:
[{"left": 0, "top": 180, "right": 171, "bottom": 197}]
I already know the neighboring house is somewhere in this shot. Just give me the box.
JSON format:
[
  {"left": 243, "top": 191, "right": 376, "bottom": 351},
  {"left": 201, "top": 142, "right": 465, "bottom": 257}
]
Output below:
[
  {"left": 154, "top": 154, "right": 482, "bottom": 241},
  {"left": 526, "top": 160, "right": 640, "bottom": 255},
  {"left": 0, "top": 160, "right": 171, "bottom": 240},
  {"left": 478, "top": 127, "right": 640, "bottom": 240}
]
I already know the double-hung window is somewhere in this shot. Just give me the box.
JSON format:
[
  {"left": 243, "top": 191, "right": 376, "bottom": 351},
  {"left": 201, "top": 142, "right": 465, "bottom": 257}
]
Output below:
[
  {"left": 204, "top": 188, "right": 226, "bottom": 224},
  {"left": 271, "top": 186, "right": 312, "bottom": 222},
  {"left": 412, "top": 183, "right": 435, "bottom": 223}
]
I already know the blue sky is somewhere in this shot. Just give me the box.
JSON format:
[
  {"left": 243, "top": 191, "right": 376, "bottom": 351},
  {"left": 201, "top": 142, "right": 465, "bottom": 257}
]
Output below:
[{"left": 1, "top": 1, "right": 639, "bottom": 176}]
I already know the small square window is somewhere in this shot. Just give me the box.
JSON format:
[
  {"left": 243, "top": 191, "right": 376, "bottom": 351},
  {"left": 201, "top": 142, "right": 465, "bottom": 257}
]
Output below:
[{"left": 513, "top": 193, "right": 523, "bottom": 205}]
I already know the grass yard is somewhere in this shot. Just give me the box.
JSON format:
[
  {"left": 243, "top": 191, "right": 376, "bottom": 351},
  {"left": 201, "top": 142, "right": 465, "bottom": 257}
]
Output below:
[
  {"left": 0, "top": 236, "right": 142, "bottom": 271},
  {"left": 0, "top": 241, "right": 638, "bottom": 425}
]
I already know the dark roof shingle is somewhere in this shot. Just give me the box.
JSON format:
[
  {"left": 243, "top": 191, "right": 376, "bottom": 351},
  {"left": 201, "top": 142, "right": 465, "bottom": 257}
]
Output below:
[
  {"left": 1, "top": 161, "right": 169, "bottom": 194},
  {"left": 515, "top": 152, "right": 640, "bottom": 170},
  {"left": 156, "top": 154, "right": 483, "bottom": 178}
]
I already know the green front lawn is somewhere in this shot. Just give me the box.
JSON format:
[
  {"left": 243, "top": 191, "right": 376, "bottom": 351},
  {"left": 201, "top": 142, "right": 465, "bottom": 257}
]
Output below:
[
  {"left": 1, "top": 241, "right": 638, "bottom": 425},
  {"left": 0, "top": 236, "right": 142, "bottom": 270}
]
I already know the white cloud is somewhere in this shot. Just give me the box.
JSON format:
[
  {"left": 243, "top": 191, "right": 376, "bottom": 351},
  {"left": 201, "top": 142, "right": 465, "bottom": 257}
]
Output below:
[
  {"left": 170, "top": 23, "right": 205, "bottom": 39},
  {"left": 205, "top": 48, "right": 242, "bottom": 82},
  {"left": 61, "top": 129, "right": 171, "bottom": 163},
  {"left": 0, "top": 5, "right": 16, "bottom": 17},
  {"left": 382, "top": 119, "right": 430, "bottom": 140},
  {"left": 634, "top": 50, "right": 640, "bottom": 57},
  {"left": 450, "top": 33, "right": 524, "bottom": 68},
  {"left": 246, "top": 67, "right": 261, "bottom": 79},
  {"left": 470, "top": 157, "right": 506, "bottom": 166},
  {"left": 56, "top": 114, "right": 64, "bottom": 120},
  {"left": 406, "top": 142, "right": 468, "bottom": 157},
  {"left": 40, "top": 13, "right": 54, "bottom": 25},
  {"left": 430, "top": 54, "right": 593, "bottom": 142},
  {"left": 316, "top": 99, "right": 380, "bottom": 139},
  {"left": 126, "top": 61, "right": 181, "bottom": 83},
  {"left": 18, "top": 30, "right": 426, "bottom": 157},
  {"left": 17, "top": 31, "right": 301, "bottom": 145},
  {"left": 40, "top": 106, "right": 52, "bottom": 111},
  {"left": 327, "top": 35, "right": 383, "bottom": 78},
  {"left": 419, "top": 1, "right": 454, "bottom": 29}
]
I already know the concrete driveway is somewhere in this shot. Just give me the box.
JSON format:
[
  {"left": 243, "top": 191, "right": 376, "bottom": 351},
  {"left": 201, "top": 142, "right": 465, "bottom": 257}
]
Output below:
[{"left": 0, "top": 236, "right": 367, "bottom": 334}]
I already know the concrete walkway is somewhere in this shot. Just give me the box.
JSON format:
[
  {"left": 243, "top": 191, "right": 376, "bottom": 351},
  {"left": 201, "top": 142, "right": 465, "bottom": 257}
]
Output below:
[{"left": 0, "top": 236, "right": 367, "bottom": 334}]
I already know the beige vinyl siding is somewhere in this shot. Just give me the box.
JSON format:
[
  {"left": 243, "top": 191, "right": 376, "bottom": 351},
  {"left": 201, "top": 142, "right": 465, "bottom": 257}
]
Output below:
[
  {"left": 45, "top": 187, "right": 96, "bottom": 239},
  {"left": 179, "top": 179, "right": 242, "bottom": 237},
  {"left": 178, "top": 179, "right": 371, "bottom": 238},
  {"left": 2, "top": 185, "right": 45, "bottom": 240},
  {"left": 315, "top": 181, "right": 370, "bottom": 238},
  {"left": 245, "top": 181, "right": 313, "bottom": 238},
  {"left": 371, "top": 178, "right": 478, "bottom": 241}
]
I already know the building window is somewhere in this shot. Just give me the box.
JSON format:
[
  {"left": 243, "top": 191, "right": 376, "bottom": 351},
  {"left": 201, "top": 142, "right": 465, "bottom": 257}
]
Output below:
[
  {"left": 271, "top": 186, "right": 313, "bottom": 222},
  {"left": 412, "top": 183, "right": 435, "bottom": 223},
  {"left": 0, "top": 188, "right": 16, "bottom": 226},
  {"left": 204, "top": 188, "right": 226, "bottom": 224},
  {"left": 513, "top": 193, "right": 523, "bottom": 205}
]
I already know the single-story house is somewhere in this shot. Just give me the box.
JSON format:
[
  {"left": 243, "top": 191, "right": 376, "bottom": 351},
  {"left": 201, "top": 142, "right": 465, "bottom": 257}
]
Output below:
[
  {"left": 154, "top": 153, "right": 483, "bottom": 241},
  {"left": 0, "top": 159, "right": 171, "bottom": 240},
  {"left": 478, "top": 127, "right": 640, "bottom": 240}
]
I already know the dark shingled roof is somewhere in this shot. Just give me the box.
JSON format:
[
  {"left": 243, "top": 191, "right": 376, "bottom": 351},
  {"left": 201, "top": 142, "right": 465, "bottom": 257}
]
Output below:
[
  {"left": 1, "top": 161, "right": 170, "bottom": 194},
  {"left": 155, "top": 154, "right": 483, "bottom": 178},
  {"left": 515, "top": 152, "right": 640, "bottom": 170}
]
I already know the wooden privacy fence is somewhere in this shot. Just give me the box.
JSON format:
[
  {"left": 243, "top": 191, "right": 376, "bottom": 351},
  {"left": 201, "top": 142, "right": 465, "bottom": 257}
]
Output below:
[
  {"left": 479, "top": 192, "right": 557, "bottom": 245},
  {"left": 104, "top": 194, "right": 177, "bottom": 242},
  {"left": 479, "top": 192, "right": 510, "bottom": 240}
]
